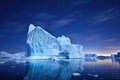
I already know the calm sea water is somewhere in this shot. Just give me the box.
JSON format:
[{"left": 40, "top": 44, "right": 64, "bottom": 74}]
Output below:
[{"left": 0, "top": 58, "right": 120, "bottom": 80}]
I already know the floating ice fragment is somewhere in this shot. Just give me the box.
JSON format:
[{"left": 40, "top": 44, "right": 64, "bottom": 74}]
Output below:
[
  {"left": 72, "top": 73, "right": 81, "bottom": 76},
  {"left": 94, "top": 74, "right": 98, "bottom": 77},
  {"left": 88, "top": 74, "right": 98, "bottom": 77},
  {"left": 0, "top": 61, "right": 5, "bottom": 64}
]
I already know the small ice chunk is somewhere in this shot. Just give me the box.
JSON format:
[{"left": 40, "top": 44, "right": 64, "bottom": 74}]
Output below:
[
  {"left": 72, "top": 73, "right": 81, "bottom": 76},
  {"left": 0, "top": 61, "right": 5, "bottom": 64},
  {"left": 88, "top": 74, "right": 98, "bottom": 77},
  {"left": 94, "top": 74, "right": 98, "bottom": 77}
]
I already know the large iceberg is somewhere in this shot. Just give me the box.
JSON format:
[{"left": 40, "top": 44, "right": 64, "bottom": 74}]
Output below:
[{"left": 27, "top": 24, "right": 84, "bottom": 59}]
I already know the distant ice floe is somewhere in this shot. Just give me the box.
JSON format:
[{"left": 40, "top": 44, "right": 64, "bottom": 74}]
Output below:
[
  {"left": 72, "top": 73, "right": 81, "bottom": 76},
  {"left": 88, "top": 74, "right": 99, "bottom": 77},
  {"left": 0, "top": 51, "right": 25, "bottom": 60}
]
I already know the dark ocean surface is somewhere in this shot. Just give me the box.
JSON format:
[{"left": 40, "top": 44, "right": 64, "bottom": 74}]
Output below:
[{"left": 0, "top": 58, "right": 120, "bottom": 80}]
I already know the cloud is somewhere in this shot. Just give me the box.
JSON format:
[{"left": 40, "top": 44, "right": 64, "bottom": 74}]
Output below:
[
  {"left": 84, "top": 47, "right": 120, "bottom": 56},
  {"left": 53, "top": 18, "right": 75, "bottom": 27},
  {"left": 1, "top": 22, "right": 27, "bottom": 33},
  {"left": 36, "top": 13, "right": 58, "bottom": 20},
  {"left": 89, "top": 46, "right": 120, "bottom": 56},
  {"left": 90, "top": 8, "right": 120, "bottom": 24},
  {"left": 100, "top": 50, "right": 120, "bottom": 56},
  {"left": 0, "top": 29, "right": 10, "bottom": 33},
  {"left": 85, "top": 34, "right": 100, "bottom": 41},
  {"left": 65, "top": 33, "right": 100, "bottom": 44},
  {"left": 97, "top": 46, "right": 120, "bottom": 55},
  {"left": 0, "top": 12, "right": 80, "bottom": 32},
  {"left": 105, "top": 39, "right": 119, "bottom": 42},
  {"left": 28, "top": 12, "right": 79, "bottom": 28},
  {"left": 105, "top": 46, "right": 120, "bottom": 50}
]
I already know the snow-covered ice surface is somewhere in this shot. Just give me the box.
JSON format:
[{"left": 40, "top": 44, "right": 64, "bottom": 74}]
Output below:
[{"left": 27, "top": 24, "right": 84, "bottom": 59}]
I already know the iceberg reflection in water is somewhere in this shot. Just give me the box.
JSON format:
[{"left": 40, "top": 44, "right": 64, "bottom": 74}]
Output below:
[
  {"left": 1, "top": 59, "right": 120, "bottom": 80},
  {"left": 24, "top": 59, "right": 84, "bottom": 80}
]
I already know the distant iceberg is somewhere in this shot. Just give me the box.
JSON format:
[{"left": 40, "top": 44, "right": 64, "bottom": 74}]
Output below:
[
  {"left": 27, "top": 24, "right": 84, "bottom": 59},
  {"left": 85, "top": 54, "right": 97, "bottom": 60},
  {"left": 0, "top": 51, "right": 25, "bottom": 60},
  {"left": 0, "top": 51, "right": 12, "bottom": 58}
]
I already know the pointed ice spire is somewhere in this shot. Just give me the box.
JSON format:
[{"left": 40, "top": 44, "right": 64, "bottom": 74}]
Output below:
[{"left": 28, "top": 24, "right": 36, "bottom": 34}]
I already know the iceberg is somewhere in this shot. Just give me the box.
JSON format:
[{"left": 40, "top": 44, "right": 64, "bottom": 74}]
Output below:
[
  {"left": 27, "top": 24, "right": 84, "bottom": 59},
  {"left": 0, "top": 51, "right": 12, "bottom": 58},
  {"left": 0, "top": 51, "right": 25, "bottom": 60},
  {"left": 11, "top": 52, "right": 25, "bottom": 60},
  {"left": 111, "top": 53, "right": 120, "bottom": 63},
  {"left": 85, "top": 54, "right": 97, "bottom": 60}
]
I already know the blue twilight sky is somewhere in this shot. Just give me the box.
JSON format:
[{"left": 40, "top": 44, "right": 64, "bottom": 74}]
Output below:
[{"left": 0, "top": 0, "right": 120, "bottom": 55}]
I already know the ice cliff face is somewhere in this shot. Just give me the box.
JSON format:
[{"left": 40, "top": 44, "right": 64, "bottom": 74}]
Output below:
[
  {"left": 58, "top": 36, "right": 84, "bottom": 58},
  {"left": 27, "top": 24, "right": 61, "bottom": 57},
  {"left": 27, "top": 24, "right": 84, "bottom": 59}
]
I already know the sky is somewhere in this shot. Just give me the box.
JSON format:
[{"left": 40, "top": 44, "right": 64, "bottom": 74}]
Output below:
[{"left": 0, "top": 0, "right": 120, "bottom": 55}]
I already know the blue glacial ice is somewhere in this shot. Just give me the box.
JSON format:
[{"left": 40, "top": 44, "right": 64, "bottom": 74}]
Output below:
[
  {"left": 58, "top": 35, "right": 84, "bottom": 58},
  {"left": 27, "top": 24, "right": 61, "bottom": 58},
  {"left": 27, "top": 24, "right": 84, "bottom": 59}
]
